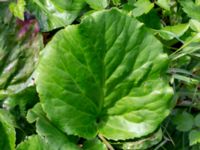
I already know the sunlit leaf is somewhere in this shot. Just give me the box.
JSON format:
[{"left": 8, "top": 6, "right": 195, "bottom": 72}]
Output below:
[{"left": 9, "top": 0, "right": 26, "bottom": 20}]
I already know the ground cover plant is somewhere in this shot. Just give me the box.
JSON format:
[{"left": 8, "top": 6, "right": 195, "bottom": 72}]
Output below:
[{"left": 0, "top": 0, "right": 200, "bottom": 149}]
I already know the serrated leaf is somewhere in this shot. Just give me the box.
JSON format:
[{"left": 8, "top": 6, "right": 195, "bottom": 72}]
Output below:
[
  {"left": 85, "top": 0, "right": 108, "bottom": 10},
  {"left": 27, "top": 0, "right": 86, "bottom": 31},
  {"left": 0, "top": 109, "right": 16, "bottom": 150},
  {"left": 172, "top": 111, "right": 194, "bottom": 132},
  {"left": 189, "top": 130, "right": 200, "bottom": 146},
  {"left": 36, "top": 8, "right": 173, "bottom": 140},
  {"left": 9, "top": 0, "right": 26, "bottom": 20},
  {"left": 27, "top": 103, "right": 80, "bottom": 150}
]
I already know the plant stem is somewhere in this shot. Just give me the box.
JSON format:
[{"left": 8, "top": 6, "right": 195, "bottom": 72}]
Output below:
[{"left": 98, "top": 134, "right": 115, "bottom": 150}]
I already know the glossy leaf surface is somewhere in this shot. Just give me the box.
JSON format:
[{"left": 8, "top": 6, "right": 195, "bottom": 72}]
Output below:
[{"left": 36, "top": 8, "right": 173, "bottom": 140}]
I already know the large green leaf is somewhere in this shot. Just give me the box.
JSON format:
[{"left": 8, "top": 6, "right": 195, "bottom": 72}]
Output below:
[
  {"left": 0, "top": 109, "right": 16, "bottom": 150},
  {"left": 27, "top": 0, "right": 86, "bottom": 31},
  {"left": 36, "top": 8, "right": 173, "bottom": 140}
]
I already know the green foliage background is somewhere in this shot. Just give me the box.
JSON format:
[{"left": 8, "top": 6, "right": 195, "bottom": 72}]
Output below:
[{"left": 0, "top": 0, "right": 200, "bottom": 149}]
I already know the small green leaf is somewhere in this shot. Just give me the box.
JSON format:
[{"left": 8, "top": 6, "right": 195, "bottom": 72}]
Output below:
[
  {"left": 189, "top": 130, "right": 200, "bottom": 146},
  {"left": 132, "top": 0, "right": 154, "bottom": 17},
  {"left": 85, "top": 0, "right": 108, "bottom": 10},
  {"left": 83, "top": 138, "right": 107, "bottom": 150},
  {"left": 156, "top": 0, "right": 170, "bottom": 11},
  {"left": 157, "top": 23, "right": 189, "bottom": 40},
  {"left": 172, "top": 111, "right": 194, "bottom": 132},
  {"left": 112, "top": 0, "right": 121, "bottom": 5},
  {"left": 194, "top": 114, "right": 200, "bottom": 127},
  {"left": 9, "top": 0, "right": 26, "bottom": 20}
]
